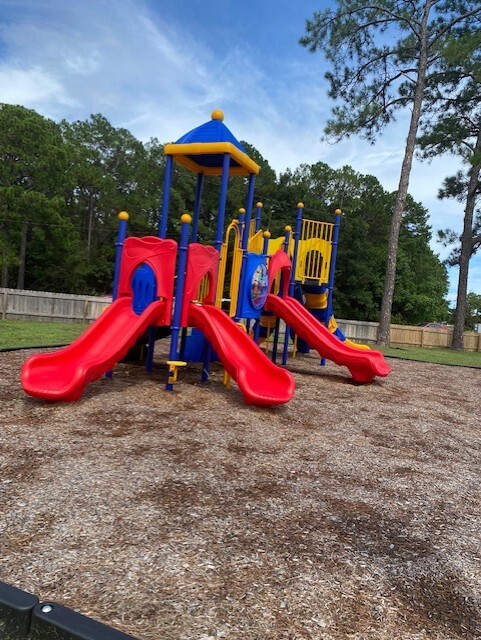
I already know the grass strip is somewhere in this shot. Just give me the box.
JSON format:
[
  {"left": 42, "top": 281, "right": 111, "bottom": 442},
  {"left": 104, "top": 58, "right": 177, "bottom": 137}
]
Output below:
[
  {"left": 2, "top": 319, "right": 481, "bottom": 368},
  {"left": 0, "top": 319, "right": 89, "bottom": 349},
  {"left": 377, "top": 344, "right": 481, "bottom": 368}
]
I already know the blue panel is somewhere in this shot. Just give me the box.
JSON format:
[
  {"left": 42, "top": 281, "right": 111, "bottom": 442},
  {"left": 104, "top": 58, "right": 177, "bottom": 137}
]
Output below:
[
  {"left": 131, "top": 264, "right": 157, "bottom": 315},
  {"left": 183, "top": 328, "right": 219, "bottom": 362},
  {"left": 238, "top": 254, "right": 268, "bottom": 319},
  {"left": 186, "top": 153, "right": 241, "bottom": 168},
  {"left": 175, "top": 119, "right": 247, "bottom": 153}
]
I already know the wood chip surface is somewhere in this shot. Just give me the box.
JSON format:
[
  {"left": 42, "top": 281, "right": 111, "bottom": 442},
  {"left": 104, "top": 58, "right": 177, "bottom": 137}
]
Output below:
[{"left": 1, "top": 346, "right": 481, "bottom": 639}]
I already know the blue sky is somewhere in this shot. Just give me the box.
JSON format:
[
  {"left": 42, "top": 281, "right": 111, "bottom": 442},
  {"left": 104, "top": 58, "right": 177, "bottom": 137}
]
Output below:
[{"left": 1, "top": 0, "right": 478, "bottom": 306}]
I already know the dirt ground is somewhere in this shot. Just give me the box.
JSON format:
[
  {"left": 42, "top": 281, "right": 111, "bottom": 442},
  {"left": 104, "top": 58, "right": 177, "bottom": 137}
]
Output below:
[{"left": 1, "top": 345, "right": 481, "bottom": 640}]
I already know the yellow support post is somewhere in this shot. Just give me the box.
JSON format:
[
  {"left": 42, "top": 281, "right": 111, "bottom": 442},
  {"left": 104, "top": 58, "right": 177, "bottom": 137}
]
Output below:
[{"left": 166, "top": 360, "right": 187, "bottom": 388}]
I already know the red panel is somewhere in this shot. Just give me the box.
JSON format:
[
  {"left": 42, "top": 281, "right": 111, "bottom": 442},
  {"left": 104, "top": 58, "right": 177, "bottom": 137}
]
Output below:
[
  {"left": 181, "top": 244, "right": 219, "bottom": 326},
  {"left": 267, "top": 250, "right": 291, "bottom": 297},
  {"left": 117, "top": 236, "right": 177, "bottom": 325}
]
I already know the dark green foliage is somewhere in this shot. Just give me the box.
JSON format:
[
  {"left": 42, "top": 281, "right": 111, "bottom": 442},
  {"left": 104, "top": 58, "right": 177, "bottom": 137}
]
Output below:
[
  {"left": 0, "top": 104, "right": 448, "bottom": 325},
  {"left": 0, "top": 104, "right": 80, "bottom": 290}
]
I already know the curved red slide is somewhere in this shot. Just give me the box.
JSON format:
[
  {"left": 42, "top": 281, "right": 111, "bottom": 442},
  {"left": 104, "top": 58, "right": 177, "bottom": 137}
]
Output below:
[
  {"left": 21, "top": 298, "right": 167, "bottom": 402},
  {"left": 264, "top": 294, "right": 392, "bottom": 383},
  {"left": 187, "top": 303, "right": 295, "bottom": 407}
]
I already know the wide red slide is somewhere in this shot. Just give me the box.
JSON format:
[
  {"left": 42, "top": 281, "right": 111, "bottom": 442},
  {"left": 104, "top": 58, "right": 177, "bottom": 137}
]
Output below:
[
  {"left": 187, "top": 303, "right": 295, "bottom": 406},
  {"left": 21, "top": 298, "right": 167, "bottom": 401},
  {"left": 264, "top": 294, "right": 392, "bottom": 383}
]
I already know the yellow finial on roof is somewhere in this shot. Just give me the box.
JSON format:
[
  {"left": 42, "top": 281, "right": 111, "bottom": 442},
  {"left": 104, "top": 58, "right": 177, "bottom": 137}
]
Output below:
[{"left": 211, "top": 109, "right": 224, "bottom": 121}]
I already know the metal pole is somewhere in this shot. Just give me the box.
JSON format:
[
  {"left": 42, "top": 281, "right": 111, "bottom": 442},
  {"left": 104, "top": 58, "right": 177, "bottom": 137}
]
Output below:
[
  {"left": 255, "top": 201, "right": 263, "bottom": 232},
  {"left": 112, "top": 211, "right": 129, "bottom": 301},
  {"left": 289, "top": 203, "right": 304, "bottom": 297},
  {"left": 325, "top": 209, "right": 342, "bottom": 329},
  {"left": 235, "top": 173, "right": 257, "bottom": 321},
  {"left": 282, "top": 225, "right": 292, "bottom": 366},
  {"left": 166, "top": 214, "right": 191, "bottom": 391}
]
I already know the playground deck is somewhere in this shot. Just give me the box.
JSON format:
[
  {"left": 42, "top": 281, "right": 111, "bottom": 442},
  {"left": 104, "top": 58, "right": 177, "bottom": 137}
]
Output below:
[{"left": 1, "top": 346, "right": 481, "bottom": 640}]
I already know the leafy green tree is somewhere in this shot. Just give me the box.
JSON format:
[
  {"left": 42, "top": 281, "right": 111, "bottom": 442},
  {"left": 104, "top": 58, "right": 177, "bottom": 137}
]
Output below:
[
  {"left": 0, "top": 104, "right": 81, "bottom": 290},
  {"left": 61, "top": 115, "right": 170, "bottom": 292},
  {"left": 417, "top": 27, "right": 481, "bottom": 348},
  {"left": 300, "top": 0, "right": 481, "bottom": 344},
  {"left": 267, "top": 161, "right": 448, "bottom": 323}
]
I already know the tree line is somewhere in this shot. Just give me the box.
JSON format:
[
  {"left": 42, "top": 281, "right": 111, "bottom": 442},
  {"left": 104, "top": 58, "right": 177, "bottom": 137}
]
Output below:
[{"left": 0, "top": 102, "right": 450, "bottom": 326}]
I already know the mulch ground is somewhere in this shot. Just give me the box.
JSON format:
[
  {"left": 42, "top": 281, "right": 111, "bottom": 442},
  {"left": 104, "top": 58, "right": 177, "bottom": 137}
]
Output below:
[{"left": 1, "top": 345, "right": 481, "bottom": 640}]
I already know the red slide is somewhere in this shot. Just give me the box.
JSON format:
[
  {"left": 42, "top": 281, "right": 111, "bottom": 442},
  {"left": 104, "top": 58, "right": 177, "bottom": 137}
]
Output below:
[
  {"left": 21, "top": 298, "right": 167, "bottom": 402},
  {"left": 187, "top": 303, "right": 295, "bottom": 407},
  {"left": 264, "top": 294, "right": 392, "bottom": 383}
]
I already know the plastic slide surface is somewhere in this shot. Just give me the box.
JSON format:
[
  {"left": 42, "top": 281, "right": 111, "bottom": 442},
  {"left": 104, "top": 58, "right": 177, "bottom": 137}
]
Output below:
[
  {"left": 21, "top": 297, "right": 167, "bottom": 401},
  {"left": 264, "top": 294, "right": 392, "bottom": 383},
  {"left": 187, "top": 303, "right": 295, "bottom": 406}
]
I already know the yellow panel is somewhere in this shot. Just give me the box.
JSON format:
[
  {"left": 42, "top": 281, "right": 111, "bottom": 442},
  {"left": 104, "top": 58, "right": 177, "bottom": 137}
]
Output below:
[
  {"left": 267, "top": 236, "right": 294, "bottom": 256},
  {"left": 216, "top": 220, "right": 242, "bottom": 309},
  {"left": 164, "top": 142, "right": 260, "bottom": 175},
  {"left": 248, "top": 229, "right": 264, "bottom": 254},
  {"left": 295, "top": 219, "right": 334, "bottom": 284}
]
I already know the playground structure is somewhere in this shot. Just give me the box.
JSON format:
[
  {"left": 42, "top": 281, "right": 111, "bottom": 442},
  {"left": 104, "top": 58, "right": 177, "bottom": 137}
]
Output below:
[{"left": 21, "top": 110, "right": 391, "bottom": 407}]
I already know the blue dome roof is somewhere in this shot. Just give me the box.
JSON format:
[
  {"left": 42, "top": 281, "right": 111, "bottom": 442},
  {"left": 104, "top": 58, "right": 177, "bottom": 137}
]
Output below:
[{"left": 164, "top": 111, "right": 259, "bottom": 176}]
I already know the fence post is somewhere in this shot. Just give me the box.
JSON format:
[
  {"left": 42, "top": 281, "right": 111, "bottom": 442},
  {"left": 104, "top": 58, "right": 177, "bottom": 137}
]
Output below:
[
  {"left": 82, "top": 299, "right": 89, "bottom": 324},
  {"left": 50, "top": 294, "right": 56, "bottom": 322},
  {"left": 1, "top": 289, "right": 7, "bottom": 319}
]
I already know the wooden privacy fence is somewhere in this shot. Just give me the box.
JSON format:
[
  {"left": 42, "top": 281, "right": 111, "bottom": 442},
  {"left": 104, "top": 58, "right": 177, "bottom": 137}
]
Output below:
[
  {"left": 337, "top": 319, "right": 481, "bottom": 352},
  {"left": 0, "top": 288, "right": 111, "bottom": 323},
  {"left": 2, "top": 288, "right": 480, "bottom": 351}
]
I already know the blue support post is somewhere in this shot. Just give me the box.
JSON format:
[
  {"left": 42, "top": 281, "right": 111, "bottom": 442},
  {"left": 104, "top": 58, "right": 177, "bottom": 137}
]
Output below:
[
  {"left": 262, "top": 230, "right": 271, "bottom": 257},
  {"left": 159, "top": 155, "right": 174, "bottom": 239},
  {"left": 242, "top": 174, "right": 256, "bottom": 251},
  {"left": 255, "top": 202, "right": 263, "bottom": 232},
  {"left": 112, "top": 211, "right": 129, "bottom": 301},
  {"left": 145, "top": 327, "right": 156, "bottom": 373},
  {"left": 201, "top": 154, "right": 231, "bottom": 382},
  {"left": 282, "top": 225, "right": 293, "bottom": 366},
  {"left": 289, "top": 203, "right": 304, "bottom": 298},
  {"left": 282, "top": 225, "right": 291, "bottom": 254},
  {"left": 190, "top": 173, "right": 205, "bottom": 242},
  {"left": 106, "top": 211, "right": 129, "bottom": 379},
  {"left": 254, "top": 230, "right": 271, "bottom": 345},
  {"left": 325, "top": 208, "right": 342, "bottom": 330},
  {"left": 235, "top": 173, "right": 257, "bottom": 321},
  {"left": 166, "top": 214, "right": 191, "bottom": 391},
  {"left": 237, "top": 208, "right": 246, "bottom": 248}
]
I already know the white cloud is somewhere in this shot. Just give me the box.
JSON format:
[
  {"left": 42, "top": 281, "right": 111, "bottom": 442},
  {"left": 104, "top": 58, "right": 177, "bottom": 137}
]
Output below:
[{"left": 0, "top": 65, "right": 77, "bottom": 110}]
